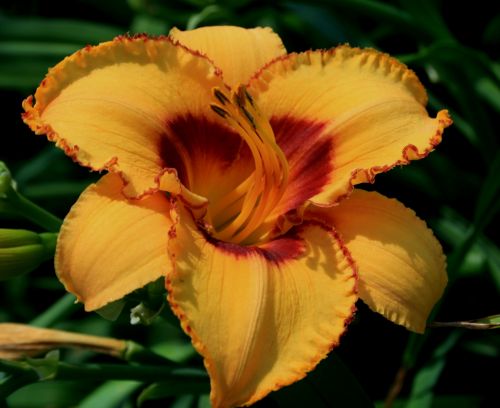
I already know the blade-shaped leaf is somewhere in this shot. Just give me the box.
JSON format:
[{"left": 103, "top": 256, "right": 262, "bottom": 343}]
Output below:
[{"left": 271, "top": 352, "right": 373, "bottom": 407}]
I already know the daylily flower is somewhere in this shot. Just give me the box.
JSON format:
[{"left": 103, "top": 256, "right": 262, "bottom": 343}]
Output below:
[{"left": 22, "top": 26, "right": 451, "bottom": 407}]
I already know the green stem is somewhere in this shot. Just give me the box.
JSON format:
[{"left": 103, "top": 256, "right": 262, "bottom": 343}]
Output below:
[
  {"left": 56, "top": 363, "right": 207, "bottom": 383},
  {"left": 0, "top": 360, "right": 208, "bottom": 399},
  {"left": 11, "top": 193, "right": 62, "bottom": 232},
  {"left": 1, "top": 162, "right": 61, "bottom": 231},
  {"left": 30, "top": 293, "right": 78, "bottom": 328}
]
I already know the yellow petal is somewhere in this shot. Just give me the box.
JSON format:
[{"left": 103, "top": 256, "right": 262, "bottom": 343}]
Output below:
[
  {"left": 310, "top": 190, "right": 447, "bottom": 333},
  {"left": 249, "top": 46, "right": 452, "bottom": 205},
  {"left": 22, "top": 35, "right": 225, "bottom": 197},
  {"left": 170, "top": 26, "right": 286, "bottom": 87},
  {"left": 56, "top": 173, "right": 172, "bottom": 311},
  {"left": 167, "top": 204, "right": 357, "bottom": 407}
]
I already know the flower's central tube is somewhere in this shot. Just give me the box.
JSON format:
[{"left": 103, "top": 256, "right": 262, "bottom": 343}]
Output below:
[{"left": 208, "top": 86, "right": 289, "bottom": 245}]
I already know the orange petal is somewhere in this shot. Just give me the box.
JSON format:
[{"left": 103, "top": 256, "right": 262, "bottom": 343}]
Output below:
[
  {"left": 22, "top": 35, "right": 225, "bottom": 198},
  {"left": 249, "top": 46, "right": 452, "bottom": 206},
  {"left": 170, "top": 26, "right": 286, "bottom": 87},
  {"left": 56, "top": 173, "right": 172, "bottom": 311},
  {"left": 309, "top": 190, "right": 447, "bottom": 333},
  {"left": 167, "top": 204, "right": 357, "bottom": 407}
]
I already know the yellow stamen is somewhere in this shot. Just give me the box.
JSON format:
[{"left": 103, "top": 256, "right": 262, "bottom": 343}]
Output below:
[
  {"left": 209, "top": 174, "right": 253, "bottom": 220},
  {"left": 209, "top": 86, "right": 289, "bottom": 245}
]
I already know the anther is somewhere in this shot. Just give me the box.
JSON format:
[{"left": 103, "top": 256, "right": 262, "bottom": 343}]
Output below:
[
  {"left": 240, "top": 106, "right": 257, "bottom": 130},
  {"left": 244, "top": 89, "right": 255, "bottom": 107},
  {"left": 210, "top": 104, "right": 229, "bottom": 118},
  {"left": 213, "top": 88, "right": 230, "bottom": 105}
]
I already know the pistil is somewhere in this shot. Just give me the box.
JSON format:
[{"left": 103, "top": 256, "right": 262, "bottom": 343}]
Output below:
[{"left": 209, "top": 86, "right": 289, "bottom": 245}]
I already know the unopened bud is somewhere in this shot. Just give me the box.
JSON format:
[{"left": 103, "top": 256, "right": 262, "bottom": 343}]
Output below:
[
  {"left": 0, "top": 323, "right": 127, "bottom": 360},
  {"left": 0, "top": 229, "right": 57, "bottom": 280}
]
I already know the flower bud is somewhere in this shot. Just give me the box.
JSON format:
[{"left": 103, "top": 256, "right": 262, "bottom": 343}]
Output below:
[
  {"left": 0, "top": 323, "right": 126, "bottom": 359},
  {"left": 0, "top": 229, "right": 57, "bottom": 280}
]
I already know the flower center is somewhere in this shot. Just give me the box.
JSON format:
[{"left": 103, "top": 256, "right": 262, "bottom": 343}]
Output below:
[{"left": 208, "top": 86, "right": 289, "bottom": 245}]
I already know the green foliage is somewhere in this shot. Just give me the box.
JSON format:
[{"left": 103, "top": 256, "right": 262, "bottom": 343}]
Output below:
[
  {"left": 0, "top": 0, "right": 498, "bottom": 407},
  {"left": 271, "top": 352, "right": 374, "bottom": 407}
]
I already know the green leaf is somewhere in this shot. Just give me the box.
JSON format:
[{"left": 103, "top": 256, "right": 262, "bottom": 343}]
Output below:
[
  {"left": 95, "top": 299, "right": 126, "bottom": 322},
  {"left": 0, "top": 16, "right": 123, "bottom": 44},
  {"left": 327, "top": 0, "right": 414, "bottom": 29},
  {"left": 444, "top": 156, "right": 500, "bottom": 282},
  {"left": 71, "top": 363, "right": 206, "bottom": 383},
  {"left": 376, "top": 395, "right": 483, "bottom": 408},
  {"left": 0, "top": 59, "right": 49, "bottom": 90},
  {"left": 0, "top": 351, "right": 62, "bottom": 398},
  {"left": 284, "top": 2, "right": 350, "bottom": 44},
  {"left": 172, "top": 395, "right": 196, "bottom": 408},
  {"left": 0, "top": 41, "right": 80, "bottom": 58},
  {"left": 482, "top": 238, "right": 500, "bottom": 291},
  {"left": 130, "top": 14, "right": 169, "bottom": 35},
  {"left": 0, "top": 372, "right": 39, "bottom": 401},
  {"left": 30, "top": 293, "right": 78, "bottom": 328},
  {"left": 432, "top": 205, "right": 500, "bottom": 286},
  {"left": 127, "top": 1, "right": 193, "bottom": 26},
  {"left": 186, "top": 5, "right": 230, "bottom": 30},
  {"left": 271, "top": 352, "right": 373, "bottom": 407},
  {"left": 21, "top": 181, "right": 91, "bottom": 200},
  {"left": 0, "top": 16, "right": 123, "bottom": 91},
  {"left": 137, "top": 375, "right": 209, "bottom": 406},
  {"left": 399, "top": 0, "right": 454, "bottom": 41},
  {"left": 473, "top": 151, "right": 500, "bottom": 230},
  {"left": 475, "top": 77, "right": 500, "bottom": 112},
  {"left": 462, "top": 335, "right": 500, "bottom": 358},
  {"left": 79, "top": 380, "right": 142, "bottom": 408},
  {"left": 484, "top": 14, "right": 500, "bottom": 45},
  {"left": 151, "top": 340, "right": 196, "bottom": 364},
  {"left": 406, "top": 330, "right": 462, "bottom": 408},
  {"left": 7, "top": 380, "right": 97, "bottom": 408},
  {"left": 25, "top": 350, "right": 60, "bottom": 381},
  {"left": 14, "top": 148, "right": 64, "bottom": 186},
  {"left": 197, "top": 394, "right": 211, "bottom": 408},
  {"left": 431, "top": 209, "right": 495, "bottom": 281},
  {"left": 122, "top": 341, "right": 178, "bottom": 365}
]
